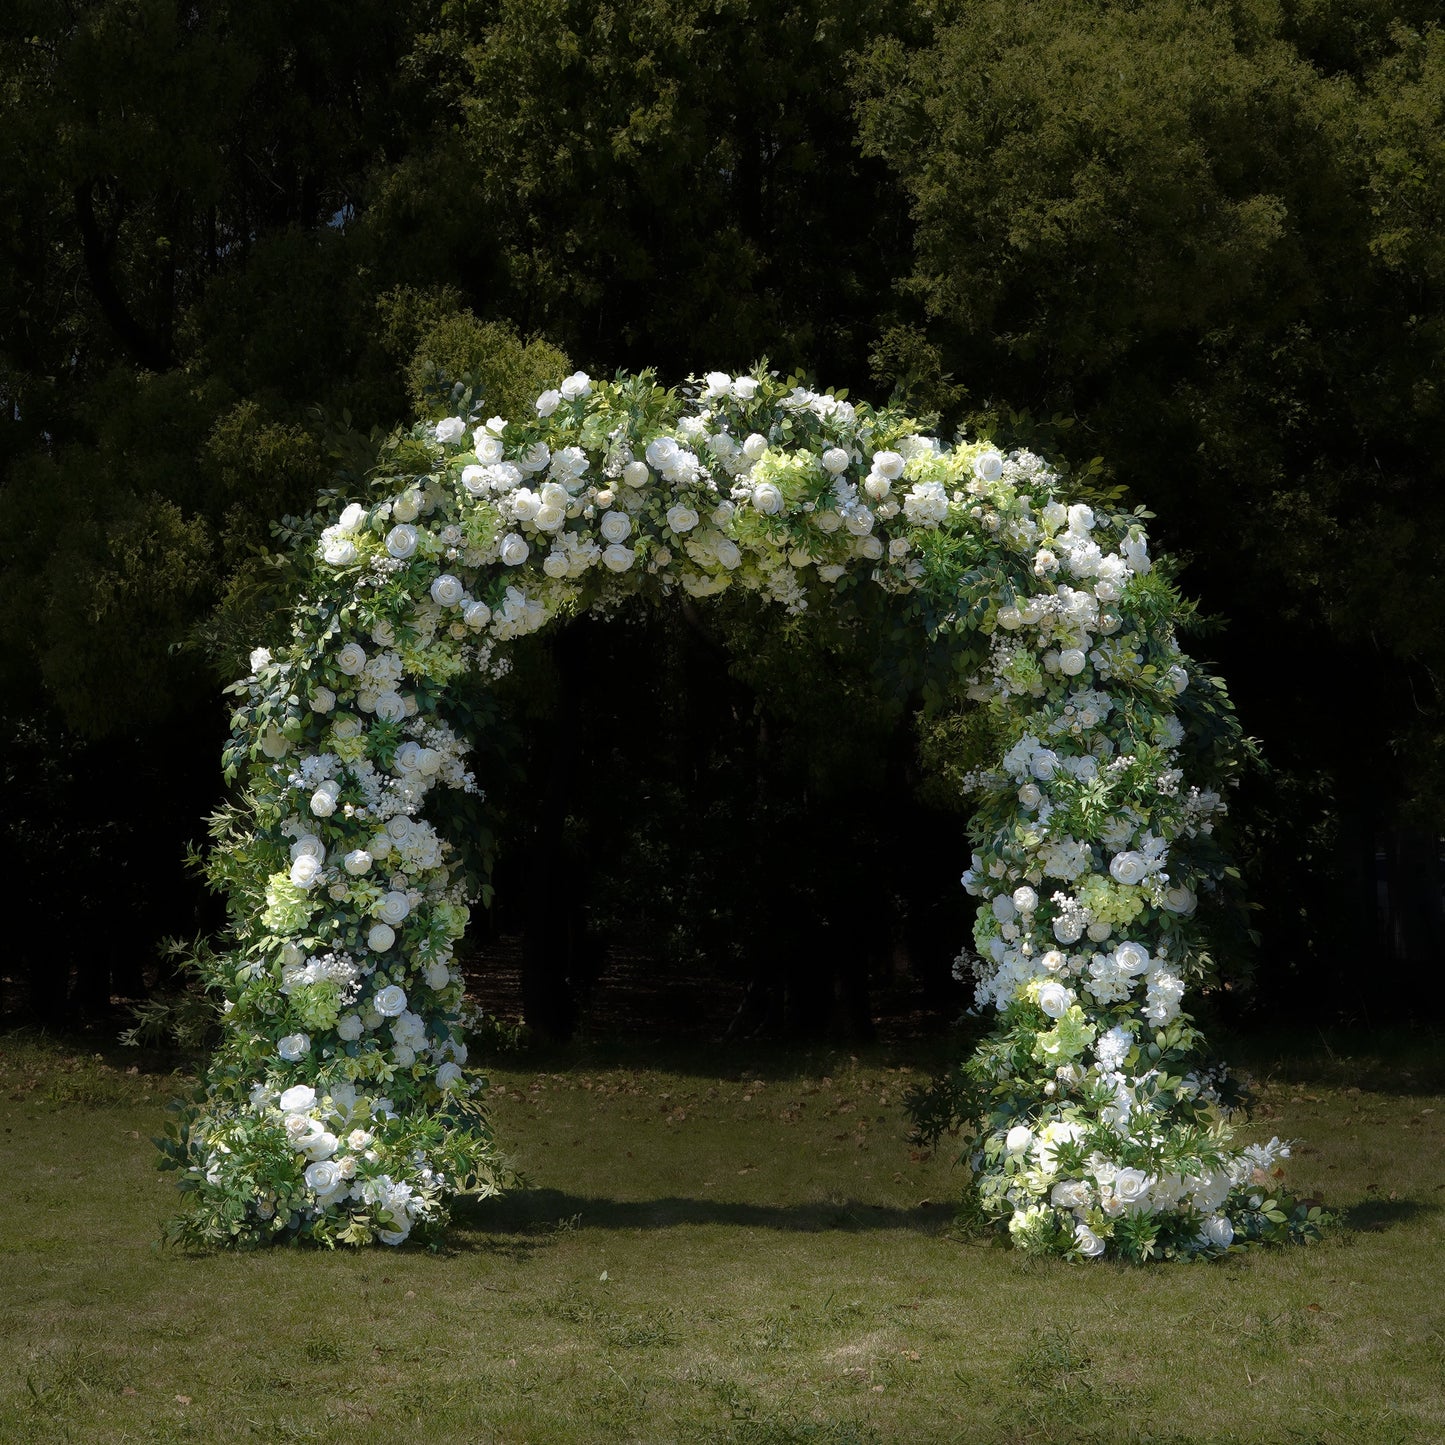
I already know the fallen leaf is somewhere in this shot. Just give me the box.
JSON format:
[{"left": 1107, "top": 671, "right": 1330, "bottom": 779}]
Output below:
[
  {"left": 122, "top": 1386, "right": 138, "bottom": 1397},
  {"left": 175, "top": 1394, "right": 191, "bottom": 1405}
]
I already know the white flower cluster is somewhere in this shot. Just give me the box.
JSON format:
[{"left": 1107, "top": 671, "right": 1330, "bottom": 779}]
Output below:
[{"left": 186, "top": 367, "right": 1292, "bottom": 1256}]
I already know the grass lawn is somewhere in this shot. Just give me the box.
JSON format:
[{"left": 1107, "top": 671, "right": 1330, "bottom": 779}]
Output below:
[{"left": 1, "top": 1027, "right": 1442, "bottom": 1444}]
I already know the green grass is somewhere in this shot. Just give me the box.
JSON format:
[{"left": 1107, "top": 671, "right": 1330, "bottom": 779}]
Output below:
[{"left": 1, "top": 1028, "right": 1442, "bottom": 1443}]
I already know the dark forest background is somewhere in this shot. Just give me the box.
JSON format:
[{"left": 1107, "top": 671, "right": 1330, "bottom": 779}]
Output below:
[{"left": 3, "top": 0, "right": 1442, "bottom": 1038}]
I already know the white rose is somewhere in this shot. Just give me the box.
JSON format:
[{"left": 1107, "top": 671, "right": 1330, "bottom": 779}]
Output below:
[
  {"left": 424, "top": 961, "right": 451, "bottom": 990},
  {"left": 666, "top": 504, "right": 699, "bottom": 534},
  {"left": 601, "top": 543, "right": 635, "bottom": 572},
  {"left": 855, "top": 535, "right": 884, "bottom": 561},
  {"left": 991, "top": 894, "right": 1017, "bottom": 923},
  {"left": 386, "top": 524, "right": 418, "bottom": 559},
  {"left": 844, "top": 507, "right": 874, "bottom": 536},
  {"left": 289, "top": 854, "right": 322, "bottom": 890},
  {"left": 434, "top": 416, "right": 466, "bottom": 445},
  {"left": 374, "top": 984, "right": 408, "bottom": 1017},
  {"left": 509, "top": 487, "right": 541, "bottom": 522},
  {"left": 535, "top": 389, "right": 562, "bottom": 416},
  {"left": 322, "top": 535, "right": 358, "bottom": 566},
  {"left": 714, "top": 538, "right": 741, "bottom": 569},
  {"left": 1058, "top": 648, "right": 1087, "bottom": 677},
  {"left": 1037, "top": 981, "right": 1072, "bottom": 1018},
  {"left": 310, "top": 781, "right": 340, "bottom": 818},
  {"left": 277, "top": 1032, "right": 310, "bottom": 1062},
  {"left": 430, "top": 574, "right": 465, "bottom": 607},
  {"left": 1201, "top": 1214, "right": 1234, "bottom": 1249},
  {"left": 1109, "top": 851, "right": 1148, "bottom": 886},
  {"left": 871, "top": 450, "right": 905, "bottom": 480},
  {"left": 335, "top": 642, "right": 367, "bottom": 676},
  {"left": 1162, "top": 884, "right": 1197, "bottom": 915},
  {"left": 821, "top": 446, "right": 850, "bottom": 474},
  {"left": 1029, "top": 749, "right": 1058, "bottom": 781},
  {"left": 499, "top": 534, "right": 530, "bottom": 567},
  {"left": 1068, "top": 503, "right": 1095, "bottom": 533},
  {"left": 338, "top": 502, "right": 366, "bottom": 532},
  {"left": 377, "top": 890, "right": 411, "bottom": 926},
  {"left": 1074, "top": 1224, "right": 1106, "bottom": 1258},
  {"left": 368, "top": 923, "right": 396, "bottom": 952},
  {"left": 1114, "top": 1168, "right": 1150, "bottom": 1206},
  {"left": 436, "top": 1061, "right": 464, "bottom": 1090},
  {"left": 560, "top": 370, "right": 591, "bottom": 399},
  {"left": 645, "top": 436, "right": 679, "bottom": 470},
  {"left": 535, "top": 502, "right": 566, "bottom": 531},
  {"left": 460, "top": 464, "right": 488, "bottom": 496},
  {"left": 741, "top": 432, "right": 768, "bottom": 460},
  {"left": 373, "top": 691, "right": 407, "bottom": 724},
  {"left": 278, "top": 1084, "right": 316, "bottom": 1113},
  {"left": 343, "top": 849, "right": 372, "bottom": 877},
  {"left": 310, "top": 686, "right": 336, "bottom": 714},
  {"left": 1053, "top": 915, "right": 1085, "bottom": 945},
  {"left": 622, "top": 460, "right": 650, "bottom": 489},
  {"left": 1005, "top": 1124, "right": 1033, "bottom": 1155},
  {"left": 463, "top": 601, "right": 492, "bottom": 630},
  {"left": 600, "top": 510, "right": 632, "bottom": 543},
  {"left": 473, "top": 433, "right": 505, "bottom": 465},
  {"left": 336, "top": 1014, "right": 363, "bottom": 1042},
  {"left": 542, "top": 550, "right": 570, "bottom": 578},
  {"left": 732, "top": 376, "right": 759, "bottom": 400},
  {"left": 305, "top": 1159, "right": 342, "bottom": 1194},
  {"left": 1114, "top": 941, "right": 1150, "bottom": 975},
  {"left": 751, "top": 480, "right": 783, "bottom": 515},
  {"left": 973, "top": 449, "right": 1004, "bottom": 483},
  {"left": 258, "top": 726, "right": 290, "bottom": 760},
  {"left": 1011, "top": 886, "right": 1038, "bottom": 914}
]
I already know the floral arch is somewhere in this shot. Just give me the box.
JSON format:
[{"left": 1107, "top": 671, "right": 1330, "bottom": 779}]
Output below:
[{"left": 166, "top": 368, "right": 1323, "bottom": 1259}]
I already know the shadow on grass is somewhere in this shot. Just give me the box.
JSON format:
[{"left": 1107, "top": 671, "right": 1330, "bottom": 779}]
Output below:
[
  {"left": 451, "top": 1187, "right": 957, "bottom": 1242},
  {"left": 1341, "top": 1195, "right": 1441, "bottom": 1234}
]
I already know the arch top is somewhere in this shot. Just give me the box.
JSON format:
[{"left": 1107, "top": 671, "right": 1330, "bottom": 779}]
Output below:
[{"left": 173, "top": 367, "right": 1322, "bottom": 1260}]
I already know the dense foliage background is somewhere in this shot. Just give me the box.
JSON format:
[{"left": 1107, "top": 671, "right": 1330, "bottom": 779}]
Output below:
[{"left": 3, "top": 0, "right": 1441, "bottom": 1032}]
